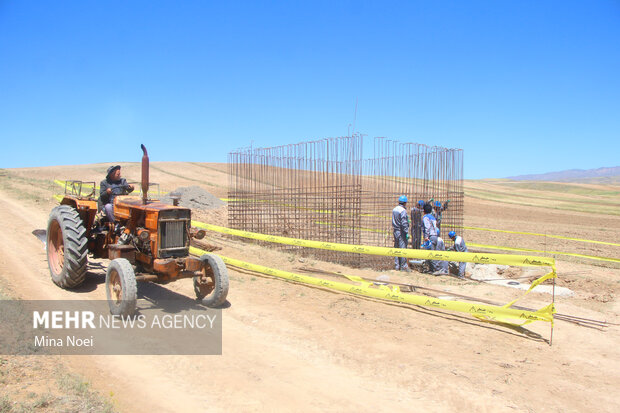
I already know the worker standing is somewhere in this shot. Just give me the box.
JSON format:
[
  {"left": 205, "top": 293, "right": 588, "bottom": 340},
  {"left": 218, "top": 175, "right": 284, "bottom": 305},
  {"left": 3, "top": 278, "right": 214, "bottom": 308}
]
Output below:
[
  {"left": 422, "top": 203, "right": 440, "bottom": 273},
  {"left": 392, "top": 195, "right": 410, "bottom": 271},
  {"left": 422, "top": 203, "right": 438, "bottom": 248},
  {"left": 432, "top": 200, "right": 450, "bottom": 234},
  {"left": 448, "top": 231, "right": 468, "bottom": 278},
  {"left": 411, "top": 200, "right": 425, "bottom": 249}
]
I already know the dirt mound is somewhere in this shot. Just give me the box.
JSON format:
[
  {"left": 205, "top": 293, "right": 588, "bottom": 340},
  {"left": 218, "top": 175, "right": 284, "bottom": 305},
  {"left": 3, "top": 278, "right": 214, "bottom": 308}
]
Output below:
[{"left": 160, "top": 186, "right": 224, "bottom": 210}]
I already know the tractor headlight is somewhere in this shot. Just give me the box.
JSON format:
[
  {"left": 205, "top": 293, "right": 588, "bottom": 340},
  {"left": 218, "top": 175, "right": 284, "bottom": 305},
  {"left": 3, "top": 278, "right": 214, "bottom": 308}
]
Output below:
[{"left": 138, "top": 230, "right": 150, "bottom": 242}]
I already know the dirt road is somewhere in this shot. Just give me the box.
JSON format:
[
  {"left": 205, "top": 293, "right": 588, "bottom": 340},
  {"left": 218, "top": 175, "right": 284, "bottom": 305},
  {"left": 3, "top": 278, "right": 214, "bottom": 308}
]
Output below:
[{"left": 1, "top": 179, "right": 619, "bottom": 412}]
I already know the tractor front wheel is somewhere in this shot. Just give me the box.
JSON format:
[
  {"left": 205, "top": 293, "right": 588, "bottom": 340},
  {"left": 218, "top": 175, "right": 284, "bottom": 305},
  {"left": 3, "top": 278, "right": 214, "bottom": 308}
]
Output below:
[
  {"left": 194, "top": 254, "right": 229, "bottom": 308},
  {"left": 105, "top": 258, "right": 137, "bottom": 316},
  {"left": 46, "top": 205, "right": 88, "bottom": 288}
]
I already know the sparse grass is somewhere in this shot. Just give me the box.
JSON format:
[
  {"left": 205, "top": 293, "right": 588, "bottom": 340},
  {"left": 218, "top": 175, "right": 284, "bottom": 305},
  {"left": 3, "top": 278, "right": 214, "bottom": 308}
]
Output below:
[
  {"left": 0, "top": 171, "right": 57, "bottom": 205},
  {"left": 577, "top": 176, "right": 620, "bottom": 185},
  {"left": 58, "top": 372, "right": 91, "bottom": 396},
  {"left": 32, "top": 393, "right": 54, "bottom": 408},
  {"left": 188, "top": 162, "right": 228, "bottom": 176},
  {"left": 465, "top": 188, "right": 620, "bottom": 215},
  {"left": 0, "top": 395, "right": 13, "bottom": 412},
  {"left": 0, "top": 285, "right": 10, "bottom": 300},
  {"left": 0, "top": 368, "right": 117, "bottom": 413},
  {"left": 497, "top": 181, "right": 620, "bottom": 197},
  {"left": 149, "top": 165, "right": 220, "bottom": 188},
  {"left": 56, "top": 371, "right": 117, "bottom": 412},
  {"left": 0, "top": 277, "right": 117, "bottom": 413},
  {"left": 465, "top": 186, "right": 617, "bottom": 205}
]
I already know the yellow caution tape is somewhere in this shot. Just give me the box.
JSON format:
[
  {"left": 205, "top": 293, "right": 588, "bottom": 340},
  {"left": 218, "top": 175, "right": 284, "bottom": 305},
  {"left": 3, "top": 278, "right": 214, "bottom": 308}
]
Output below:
[
  {"left": 227, "top": 197, "right": 337, "bottom": 214},
  {"left": 228, "top": 196, "right": 618, "bottom": 247},
  {"left": 314, "top": 221, "right": 388, "bottom": 234},
  {"left": 54, "top": 179, "right": 96, "bottom": 190},
  {"left": 189, "top": 246, "right": 555, "bottom": 326},
  {"left": 503, "top": 271, "right": 557, "bottom": 309},
  {"left": 54, "top": 180, "right": 169, "bottom": 196},
  {"left": 192, "top": 221, "right": 556, "bottom": 267},
  {"left": 54, "top": 179, "right": 70, "bottom": 187},
  {"left": 309, "top": 221, "right": 619, "bottom": 264},
  {"left": 54, "top": 179, "right": 84, "bottom": 187},
  {"left": 446, "top": 225, "right": 620, "bottom": 247},
  {"left": 469, "top": 243, "right": 620, "bottom": 264},
  {"left": 50, "top": 180, "right": 612, "bottom": 264},
  {"left": 192, "top": 221, "right": 557, "bottom": 315}
]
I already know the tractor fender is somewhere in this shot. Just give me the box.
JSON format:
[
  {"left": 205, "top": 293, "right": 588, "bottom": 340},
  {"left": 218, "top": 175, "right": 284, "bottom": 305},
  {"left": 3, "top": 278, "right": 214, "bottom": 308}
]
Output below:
[{"left": 60, "top": 196, "right": 98, "bottom": 231}]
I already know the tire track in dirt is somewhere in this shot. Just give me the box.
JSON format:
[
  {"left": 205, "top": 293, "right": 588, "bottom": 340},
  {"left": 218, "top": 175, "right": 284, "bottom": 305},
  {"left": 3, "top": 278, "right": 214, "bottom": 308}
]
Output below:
[
  {"left": 2, "top": 186, "right": 620, "bottom": 412},
  {"left": 0, "top": 191, "right": 440, "bottom": 412}
]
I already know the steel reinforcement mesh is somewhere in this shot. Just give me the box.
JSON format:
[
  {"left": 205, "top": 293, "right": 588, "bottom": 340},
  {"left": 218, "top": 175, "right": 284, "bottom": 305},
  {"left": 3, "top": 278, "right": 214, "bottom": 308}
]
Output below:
[{"left": 228, "top": 136, "right": 463, "bottom": 269}]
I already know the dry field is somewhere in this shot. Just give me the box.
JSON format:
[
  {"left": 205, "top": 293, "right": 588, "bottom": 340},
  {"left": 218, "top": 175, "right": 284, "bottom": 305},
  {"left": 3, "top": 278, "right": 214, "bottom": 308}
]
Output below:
[{"left": 0, "top": 162, "right": 619, "bottom": 412}]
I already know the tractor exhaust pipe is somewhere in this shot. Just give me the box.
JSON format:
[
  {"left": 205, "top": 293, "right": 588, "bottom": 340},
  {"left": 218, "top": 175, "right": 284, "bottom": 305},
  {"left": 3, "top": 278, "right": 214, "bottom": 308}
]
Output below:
[{"left": 141, "top": 144, "right": 149, "bottom": 205}]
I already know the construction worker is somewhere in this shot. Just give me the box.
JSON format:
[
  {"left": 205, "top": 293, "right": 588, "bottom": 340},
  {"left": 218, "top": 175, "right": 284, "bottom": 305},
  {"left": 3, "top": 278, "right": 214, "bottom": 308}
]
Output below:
[
  {"left": 434, "top": 236, "right": 450, "bottom": 275},
  {"left": 99, "top": 165, "right": 134, "bottom": 223},
  {"left": 392, "top": 195, "right": 410, "bottom": 271},
  {"left": 410, "top": 200, "right": 425, "bottom": 249},
  {"left": 432, "top": 200, "right": 450, "bottom": 234},
  {"left": 448, "top": 231, "right": 468, "bottom": 278},
  {"left": 422, "top": 203, "right": 448, "bottom": 274}
]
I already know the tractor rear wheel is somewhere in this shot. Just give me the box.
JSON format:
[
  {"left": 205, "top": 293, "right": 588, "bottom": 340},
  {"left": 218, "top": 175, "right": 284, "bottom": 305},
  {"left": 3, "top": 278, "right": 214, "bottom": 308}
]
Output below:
[
  {"left": 194, "top": 254, "right": 229, "bottom": 308},
  {"left": 105, "top": 258, "right": 137, "bottom": 316},
  {"left": 46, "top": 205, "right": 88, "bottom": 288}
]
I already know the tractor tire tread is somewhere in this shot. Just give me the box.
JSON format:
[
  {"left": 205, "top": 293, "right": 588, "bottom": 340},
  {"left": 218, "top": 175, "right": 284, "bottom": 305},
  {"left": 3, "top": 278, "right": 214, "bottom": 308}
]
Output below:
[
  {"left": 105, "top": 258, "right": 137, "bottom": 316},
  {"left": 47, "top": 205, "right": 88, "bottom": 288},
  {"left": 197, "top": 253, "right": 229, "bottom": 308}
]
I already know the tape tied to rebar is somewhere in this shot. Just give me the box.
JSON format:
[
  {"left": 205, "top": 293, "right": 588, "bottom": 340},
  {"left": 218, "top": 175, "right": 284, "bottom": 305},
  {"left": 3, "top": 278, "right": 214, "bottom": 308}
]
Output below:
[
  {"left": 191, "top": 221, "right": 556, "bottom": 267},
  {"left": 224, "top": 193, "right": 619, "bottom": 247},
  {"left": 189, "top": 246, "right": 555, "bottom": 326},
  {"left": 311, "top": 220, "right": 620, "bottom": 263},
  {"left": 228, "top": 199, "right": 618, "bottom": 247}
]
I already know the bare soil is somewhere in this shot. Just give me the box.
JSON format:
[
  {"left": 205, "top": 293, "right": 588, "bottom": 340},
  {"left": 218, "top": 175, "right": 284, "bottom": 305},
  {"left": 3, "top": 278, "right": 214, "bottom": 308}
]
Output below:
[{"left": 0, "top": 164, "right": 619, "bottom": 412}]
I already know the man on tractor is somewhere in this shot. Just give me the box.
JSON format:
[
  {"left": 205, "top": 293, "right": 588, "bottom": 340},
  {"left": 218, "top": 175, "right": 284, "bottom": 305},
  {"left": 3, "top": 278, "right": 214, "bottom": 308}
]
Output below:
[{"left": 98, "top": 165, "right": 134, "bottom": 224}]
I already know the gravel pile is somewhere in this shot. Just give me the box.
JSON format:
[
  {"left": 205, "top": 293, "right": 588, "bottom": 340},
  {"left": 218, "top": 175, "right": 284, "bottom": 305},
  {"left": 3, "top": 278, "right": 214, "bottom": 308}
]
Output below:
[{"left": 161, "top": 186, "right": 224, "bottom": 210}]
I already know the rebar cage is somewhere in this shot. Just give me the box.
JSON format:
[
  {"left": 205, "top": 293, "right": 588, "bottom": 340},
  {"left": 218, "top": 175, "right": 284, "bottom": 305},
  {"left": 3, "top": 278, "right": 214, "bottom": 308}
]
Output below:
[{"left": 228, "top": 135, "right": 463, "bottom": 269}]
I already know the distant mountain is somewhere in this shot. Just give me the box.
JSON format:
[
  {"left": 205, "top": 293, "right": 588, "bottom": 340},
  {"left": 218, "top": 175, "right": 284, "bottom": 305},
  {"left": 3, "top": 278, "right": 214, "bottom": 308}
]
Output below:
[{"left": 507, "top": 166, "right": 620, "bottom": 182}]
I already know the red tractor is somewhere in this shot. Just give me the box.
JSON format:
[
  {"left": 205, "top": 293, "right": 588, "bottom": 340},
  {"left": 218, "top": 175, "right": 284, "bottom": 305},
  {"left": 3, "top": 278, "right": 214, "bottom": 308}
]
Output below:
[{"left": 46, "top": 145, "right": 228, "bottom": 315}]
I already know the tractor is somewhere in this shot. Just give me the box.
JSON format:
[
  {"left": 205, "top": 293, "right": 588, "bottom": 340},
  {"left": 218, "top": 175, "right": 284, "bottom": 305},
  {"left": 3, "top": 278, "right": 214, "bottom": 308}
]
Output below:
[{"left": 46, "top": 144, "right": 228, "bottom": 315}]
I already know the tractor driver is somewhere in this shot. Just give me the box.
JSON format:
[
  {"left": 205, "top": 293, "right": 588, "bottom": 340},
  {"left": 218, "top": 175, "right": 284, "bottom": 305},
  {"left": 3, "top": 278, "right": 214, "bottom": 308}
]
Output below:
[{"left": 99, "top": 165, "right": 134, "bottom": 224}]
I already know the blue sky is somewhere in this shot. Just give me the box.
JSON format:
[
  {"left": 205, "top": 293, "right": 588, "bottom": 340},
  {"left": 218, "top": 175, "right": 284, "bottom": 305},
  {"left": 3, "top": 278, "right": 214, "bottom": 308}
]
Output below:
[{"left": 1, "top": 1, "right": 619, "bottom": 179}]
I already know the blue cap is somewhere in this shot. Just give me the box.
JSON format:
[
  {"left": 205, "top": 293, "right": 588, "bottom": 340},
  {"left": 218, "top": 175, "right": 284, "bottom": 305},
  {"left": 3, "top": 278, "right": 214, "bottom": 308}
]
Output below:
[
  {"left": 434, "top": 201, "right": 441, "bottom": 207},
  {"left": 448, "top": 231, "right": 456, "bottom": 238},
  {"left": 398, "top": 195, "right": 408, "bottom": 203},
  {"left": 417, "top": 200, "right": 424, "bottom": 206}
]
